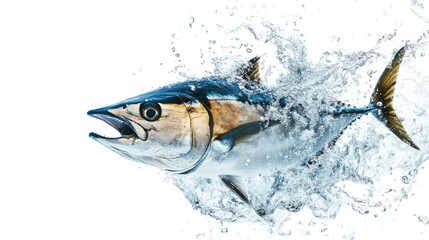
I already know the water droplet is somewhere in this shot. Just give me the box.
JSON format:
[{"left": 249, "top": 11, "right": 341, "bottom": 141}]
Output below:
[
  {"left": 421, "top": 52, "right": 425, "bottom": 57},
  {"left": 418, "top": 215, "right": 429, "bottom": 225},
  {"left": 229, "top": 12, "right": 234, "bottom": 16},
  {"left": 189, "top": 85, "right": 196, "bottom": 91},
  {"left": 189, "top": 16, "right": 195, "bottom": 28},
  {"left": 175, "top": 53, "right": 180, "bottom": 57},
  {"left": 401, "top": 175, "right": 410, "bottom": 184},
  {"left": 411, "top": 0, "right": 429, "bottom": 23},
  {"left": 246, "top": 48, "right": 252, "bottom": 53},
  {"left": 376, "top": 101, "right": 383, "bottom": 107},
  {"left": 209, "top": 40, "right": 216, "bottom": 44},
  {"left": 172, "top": 47, "right": 176, "bottom": 52}
]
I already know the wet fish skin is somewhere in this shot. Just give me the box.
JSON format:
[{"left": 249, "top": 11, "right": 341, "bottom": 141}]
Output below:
[{"left": 88, "top": 47, "right": 419, "bottom": 204}]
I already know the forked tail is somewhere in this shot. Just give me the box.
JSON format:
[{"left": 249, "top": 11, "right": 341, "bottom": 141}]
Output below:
[{"left": 371, "top": 47, "right": 419, "bottom": 150}]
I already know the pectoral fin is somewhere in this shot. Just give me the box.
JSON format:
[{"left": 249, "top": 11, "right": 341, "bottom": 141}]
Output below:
[
  {"left": 220, "top": 175, "right": 250, "bottom": 204},
  {"left": 216, "top": 121, "right": 263, "bottom": 148},
  {"left": 216, "top": 121, "right": 280, "bottom": 152}
]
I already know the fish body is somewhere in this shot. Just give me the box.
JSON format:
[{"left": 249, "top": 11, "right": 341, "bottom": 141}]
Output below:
[{"left": 88, "top": 48, "right": 419, "bottom": 204}]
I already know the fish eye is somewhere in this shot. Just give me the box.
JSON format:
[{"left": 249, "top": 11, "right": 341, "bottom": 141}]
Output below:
[{"left": 139, "top": 102, "right": 161, "bottom": 121}]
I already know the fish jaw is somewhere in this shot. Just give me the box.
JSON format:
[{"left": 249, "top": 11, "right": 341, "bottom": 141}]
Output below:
[
  {"left": 88, "top": 106, "right": 148, "bottom": 141},
  {"left": 87, "top": 107, "right": 152, "bottom": 161}
]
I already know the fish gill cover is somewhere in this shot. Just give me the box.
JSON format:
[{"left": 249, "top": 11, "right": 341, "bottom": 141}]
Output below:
[{"left": 130, "top": 0, "right": 429, "bottom": 236}]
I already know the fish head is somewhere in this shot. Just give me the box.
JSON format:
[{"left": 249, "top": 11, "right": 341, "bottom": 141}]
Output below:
[{"left": 88, "top": 83, "right": 212, "bottom": 173}]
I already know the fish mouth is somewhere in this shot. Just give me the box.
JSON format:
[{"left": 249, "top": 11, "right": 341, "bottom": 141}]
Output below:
[{"left": 88, "top": 110, "right": 147, "bottom": 141}]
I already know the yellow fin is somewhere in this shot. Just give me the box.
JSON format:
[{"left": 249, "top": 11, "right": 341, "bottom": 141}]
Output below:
[
  {"left": 371, "top": 47, "right": 419, "bottom": 150},
  {"left": 241, "top": 56, "right": 261, "bottom": 84}
]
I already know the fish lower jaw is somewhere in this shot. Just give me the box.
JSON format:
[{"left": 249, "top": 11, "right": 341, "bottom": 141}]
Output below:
[{"left": 89, "top": 132, "right": 137, "bottom": 140}]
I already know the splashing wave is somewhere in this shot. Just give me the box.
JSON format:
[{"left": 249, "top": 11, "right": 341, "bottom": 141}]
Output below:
[{"left": 156, "top": 1, "right": 429, "bottom": 227}]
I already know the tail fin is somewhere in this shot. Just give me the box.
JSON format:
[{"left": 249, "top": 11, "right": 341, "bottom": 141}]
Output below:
[{"left": 371, "top": 47, "right": 419, "bottom": 150}]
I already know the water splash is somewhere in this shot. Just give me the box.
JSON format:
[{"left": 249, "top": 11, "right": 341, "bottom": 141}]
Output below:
[
  {"left": 419, "top": 215, "right": 429, "bottom": 225},
  {"left": 411, "top": 0, "right": 429, "bottom": 23},
  {"left": 153, "top": 0, "right": 429, "bottom": 232}
]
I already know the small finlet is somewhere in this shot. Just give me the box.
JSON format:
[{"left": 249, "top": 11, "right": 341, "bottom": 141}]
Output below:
[
  {"left": 371, "top": 46, "right": 419, "bottom": 150},
  {"left": 220, "top": 175, "right": 250, "bottom": 204}
]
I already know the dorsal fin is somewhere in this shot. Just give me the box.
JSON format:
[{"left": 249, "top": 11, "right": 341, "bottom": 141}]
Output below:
[{"left": 241, "top": 56, "right": 261, "bottom": 84}]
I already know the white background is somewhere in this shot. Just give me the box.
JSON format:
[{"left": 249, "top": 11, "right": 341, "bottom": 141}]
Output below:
[{"left": 1, "top": 0, "right": 429, "bottom": 239}]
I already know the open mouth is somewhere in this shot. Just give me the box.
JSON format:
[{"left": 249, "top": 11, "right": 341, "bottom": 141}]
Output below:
[{"left": 88, "top": 111, "right": 141, "bottom": 140}]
